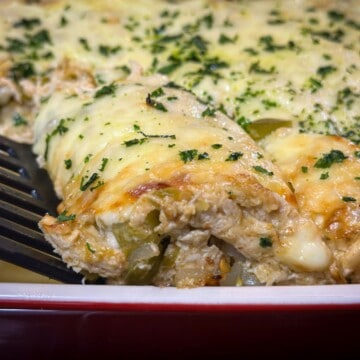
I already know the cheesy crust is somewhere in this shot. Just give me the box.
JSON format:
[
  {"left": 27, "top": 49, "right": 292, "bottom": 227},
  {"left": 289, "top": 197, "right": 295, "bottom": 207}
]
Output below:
[
  {"left": 34, "top": 76, "right": 331, "bottom": 286},
  {"left": 262, "top": 129, "right": 360, "bottom": 283}
]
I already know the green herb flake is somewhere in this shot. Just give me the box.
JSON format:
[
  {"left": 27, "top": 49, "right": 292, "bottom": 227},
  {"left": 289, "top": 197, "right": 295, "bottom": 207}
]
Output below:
[
  {"left": 26, "top": 29, "right": 52, "bottom": 48},
  {"left": 354, "top": 151, "right": 360, "bottom": 158},
  {"left": 94, "top": 83, "right": 117, "bottom": 98},
  {"left": 317, "top": 65, "right": 337, "bottom": 78},
  {"left": 198, "top": 152, "right": 210, "bottom": 160},
  {"left": 13, "top": 17, "right": 41, "bottom": 30},
  {"left": 60, "top": 15, "right": 68, "bottom": 27},
  {"left": 211, "top": 144, "right": 223, "bottom": 149},
  {"left": 146, "top": 94, "right": 167, "bottom": 112},
  {"left": 249, "top": 61, "right": 276, "bottom": 75},
  {"left": 80, "top": 173, "right": 99, "bottom": 191},
  {"left": 99, "top": 158, "right": 109, "bottom": 172},
  {"left": 259, "top": 237, "right": 273, "bottom": 248},
  {"left": 327, "top": 10, "right": 345, "bottom": 22},
  {"left": 98, "top": 44, "right": 121, "bottom": 56},
  {"left": 10, "top": 62, "right": 35, "bottom": 81},
  {"left": 253, "top": 165, "right": 274, "bottom": 176},
  {"left": 342, "top": 196, "right": 356, "bottom": 202},
  {"left": 314, "top": 150, "right": 348, "bottom": 168},
  {"left": 320, "top": 172, "right": 329, "bottom": 180},
  {"left": 86, "top": 242, "right": 96, "bottom": 254},
  {"left": 158, "top": 62, "right": 181, "bottom": 75},
  {"left": 202, "top": 107, "right": 216, "bottom": 117},
  {"left": 301, "top": 166, "right": 308, "bottom": 173},
  {"left": 12, "top": 113, "right": 28, "bottom": 127},
  {"left": 308, "top": 77, "right": 323, "bottom": 93},
  {"left": 84, "top": 154, "right": 92, "bottom": 163},
  {"left": 57, "top": 210, "right": 76, "bottom": 222},
  {"left": 225, "top": 152, "right": 243, "bottom": 161},
  {"left": 138, "top": 131, "right": 176, "bottom": 140},
  {"left": 150, "top": 87, "right": 165, "bottom": 98},
  {"left": 79, "top": 38, "right": 91, "bottom": 51},
  {"left": 219, "top": 33, "right": 237, "bottom": 44},
  {"left": 179, "top": 149, "right": 198, "bottom": 163},
  {"left": 64, "top": 159, "right": 72, "bottom": 169},
  {"left": 123, "top": 138, "right": 147, "bottom": 147},
  {"left": 288, "top": 181, "right": 295, "bottom": 192}
]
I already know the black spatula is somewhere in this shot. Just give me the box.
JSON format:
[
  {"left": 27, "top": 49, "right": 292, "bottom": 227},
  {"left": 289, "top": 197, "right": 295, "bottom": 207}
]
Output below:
[{"left": 0, "top": 134, "right": 93, "bottom": 284}]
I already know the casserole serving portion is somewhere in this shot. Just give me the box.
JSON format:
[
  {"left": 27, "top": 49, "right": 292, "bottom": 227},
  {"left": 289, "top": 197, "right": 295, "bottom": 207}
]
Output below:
[{"left": 33, "top": 75, "right": 331, "bottom": 286}]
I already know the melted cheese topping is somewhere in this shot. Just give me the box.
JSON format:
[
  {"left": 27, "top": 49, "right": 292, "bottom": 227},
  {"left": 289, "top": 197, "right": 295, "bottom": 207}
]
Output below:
[
  {"left": 262, "top": 128, "right": 360, "bottom": 281},
  {"left": 1, "top": 0, "right": 360, "bottom": 142},
  {"left": 34, "top": 78, "right": 332, "bottom": 284}
]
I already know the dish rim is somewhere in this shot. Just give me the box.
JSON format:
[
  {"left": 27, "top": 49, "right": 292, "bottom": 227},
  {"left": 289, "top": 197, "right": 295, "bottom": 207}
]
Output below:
[{"left": 0, "top": 283, "right": 359, "bottom": 311}]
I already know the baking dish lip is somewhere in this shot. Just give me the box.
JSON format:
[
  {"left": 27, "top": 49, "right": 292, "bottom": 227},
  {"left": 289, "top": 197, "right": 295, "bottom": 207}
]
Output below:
[{"left": 0, "top": 283, "right": 359, "bottom": 311}]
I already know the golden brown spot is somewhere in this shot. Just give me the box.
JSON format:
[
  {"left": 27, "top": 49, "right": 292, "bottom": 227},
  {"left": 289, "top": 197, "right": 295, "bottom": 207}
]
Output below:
[{"left": 128, "top": 182, "right": 170, "bottom": 198}]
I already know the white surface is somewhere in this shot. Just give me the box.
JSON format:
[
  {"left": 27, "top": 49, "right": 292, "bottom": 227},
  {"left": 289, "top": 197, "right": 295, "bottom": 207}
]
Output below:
[{"left": 0, "top": 284, "right": 359, "bottom": 305}]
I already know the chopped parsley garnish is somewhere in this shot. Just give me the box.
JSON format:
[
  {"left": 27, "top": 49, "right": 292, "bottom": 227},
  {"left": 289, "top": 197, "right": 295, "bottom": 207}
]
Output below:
[
  {"left": 10, "top": 62, "right": 35, "bottom": 81},
  {"left": 64, "top": 159, "right": 72, "bottom": 169},
  {"left": 219, "top": 33, "right": 237, "bottom": 44},
  {"left": 138, "top": 131, "right": 176, "bottom": 139},
  {"left": 258, "top": 35, "right": 296, "bottom": 52},
  {"left": 320, "top": 172, "right": 329, "bottom": 180},
  {"left": 98, "top": 44, "right": 121, "bottom": 56},
  {"left": 79, "top": 38, "right": 91, "bottom": 51},
  {"left": 57, "top": 210, "right": 76, "bottom": 222},
  {"left": 80, "top": 173, "right": 99, "bottom": 191},
  {"left": 211, "top": 144, "right": 222, "bottom": 149},
  {"left": 198, "top": 152, "right": 210, "bottom": 160},
  {"left": 179, "top": 149, "right": 198, "bottom": 163},
  {"left": 314, "top": 150, "right": 348, "bottom": 168},
  {"left": 327, "top": 10, "right": 345, "bottom": 22},
  {"left": 317, "top": 65, "right": 337, "bottom": 78},
  {"left": 249, "top": 61, "right": 276, "bottom": 74},
  {"left": 146, "top": 94, "right": 167, "bottom": 112},
  {"left": 253, "top": 165, "right": 274, "bottom": 176},
  {"left": 308, "top": 77, "right": 323, "bottom": 93},
  {"left": 259, "top": 237, "right": 273, "bottom": 248},
  {"left": 237, "top": 116, "right": 252, "bottom": 130},
  {"left": 12, "top": 113, "right": 28, "bottom": 126},
  {"left": 60, "top": 16, "right": 68, "bottom": 27},
  {"left": 26, "top": 29, "right": 52, "bottom": 48},
  {"left": 354, "top": 151, "right": 360, "bottom": 158},
  {"left": 86, "top": 242, "right": 96, "bottom": 253},
  {"left": 342, "top": 196, "right": 356, "bottom": 202},
  {"left": 44, "top": 119, "right": 70, "bottom": 160},
  {"left": 99, "top": 158, "right": 109, "bottom": 172},
  {"left": 123, "top": 138, "right": 147, "bottom": 147},
  {"left": 118, "top": 65, "right": 131, "bottom": 74},
  {"left": 301, "top": 166, "right": 308, "bottom": 173},
  {"left": 13, "top": 17, "right": 41, "bottom": 30},
  {"left": 158, "top": 62, "right": 181, "bottom": 75},
  {"left": 225, "top": 152, "right": 243, "bottom": 161},
  {"left": 94, "top": 83, "right": 117, "bottom": 98},
  {"left": 84, "top": 154, "right": 92, "bottom": 163},
  {"left": 202, "top": 107, "right": 216, "bottom": 117},
  {"left": 150, "top": 87, "right": 165, "bottom": 98},
  {"left": 261, "top": 99, "right": 278, "bottom": 109}
]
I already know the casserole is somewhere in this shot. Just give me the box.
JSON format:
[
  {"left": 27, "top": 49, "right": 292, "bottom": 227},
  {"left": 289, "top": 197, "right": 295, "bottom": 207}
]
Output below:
[{"left": 0, "top": 0, "right": 360, "bottom": 286}]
